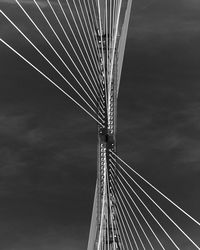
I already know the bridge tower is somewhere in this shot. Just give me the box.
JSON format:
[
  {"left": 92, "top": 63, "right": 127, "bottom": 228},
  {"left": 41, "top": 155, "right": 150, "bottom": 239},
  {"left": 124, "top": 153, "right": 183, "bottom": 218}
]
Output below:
[{"left": 87, "top": 1, "right": 132, "bottom": 249}]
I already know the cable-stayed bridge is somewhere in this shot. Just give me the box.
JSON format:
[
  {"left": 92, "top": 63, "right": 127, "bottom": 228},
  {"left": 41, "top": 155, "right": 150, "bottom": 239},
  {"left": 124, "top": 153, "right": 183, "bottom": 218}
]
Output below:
[{"left": 0, "top": 0, "right": 200, "bottom": 249}]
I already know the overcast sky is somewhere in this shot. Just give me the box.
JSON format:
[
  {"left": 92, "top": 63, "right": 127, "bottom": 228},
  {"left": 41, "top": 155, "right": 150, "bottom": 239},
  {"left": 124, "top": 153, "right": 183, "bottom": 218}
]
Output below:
[{"left": 0, "top": 0, "right": 200, "bottom": 249}]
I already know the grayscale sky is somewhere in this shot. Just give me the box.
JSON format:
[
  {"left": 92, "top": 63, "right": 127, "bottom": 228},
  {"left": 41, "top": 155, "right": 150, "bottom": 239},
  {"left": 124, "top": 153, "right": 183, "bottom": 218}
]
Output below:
[{"left": 0, "top": 0, "right": 200, "bottom": 249}]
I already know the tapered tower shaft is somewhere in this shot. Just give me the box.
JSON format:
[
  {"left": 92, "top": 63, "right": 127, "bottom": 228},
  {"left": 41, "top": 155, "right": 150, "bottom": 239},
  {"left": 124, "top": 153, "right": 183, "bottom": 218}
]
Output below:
[{"left": 87, "top": 1, "right": 132, "bottom": 249}]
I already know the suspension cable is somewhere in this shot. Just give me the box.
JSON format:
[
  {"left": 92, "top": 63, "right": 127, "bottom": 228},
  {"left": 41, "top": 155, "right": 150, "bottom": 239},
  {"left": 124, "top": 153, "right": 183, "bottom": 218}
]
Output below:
[
  {"left": 1, "top": 10, "right": 102, "bottom": 121},
  {"left": 110, "top": 168, "right": 153, "bottom": 250},
  {"left": 97, "top": 162, "right": 107, "bottom": 250},
  {"left": 0, "top": 39, "right": 103, "bottom": 126},
  {"left": 97, "top": 0, "right": 108, "bottom": 107},
  {"left": 57, "top": 0, "right": 101, "bottom": 102},
  {"left": 109, "top": 160, "right": 165, "bottom": 250},
  {"left": 46, "top": 0, "right": 101, "bottom": 110},
  {"left": 65, "top": 0, "right": 103, "bottom": 104},
  {"left": 114, "top": 200, "right": 130, "bottom": 250},
  {"left": 109, "top": 0, "right": 112, "bottom": 51},
  {"left": 86, "top": 0, "right": 105, "bottom": 96},
  {"left": 109, "top": 172, "right": 146, "bottom": 250},
  {"left": 105, "top": 172, "right": 110, "bottom": 250},
  {"left": 106, "top": 0, "right": 110, "bottom": 101},
  {"left": 109, "top": 0, "right": 122, "bottom": 100},
  {"left": 107, "top": 179, "right": 116, "bottom": 249},
  {"left": 112, "top": 0, "right": 116, "bottom": 55},
  {"left": 31, "top": 0, "right": 103, "bottom": 118},
  {"left": 83, "top": 1, "right": 106, "bottom": 104},
  {"left": 109, "top": 151, "right": 200, "bottom": 227},
  {"left": 110, "top": 159, "right": 181, "bottom": 250},
  {"left": 83, "top": 0, "right": 102, "bottom": 69},
  {"left": 110, "top": 178, "right": 139, "bottom": 250},
  {"left": 72, "top": 0, "right": 101, "bottom": 90},
  {"left": 91, "top": 0, "right": 99, "bottom": 31},
  {"left": 89, "top": 0, "right": 107, "bottom": 97},
  {"left": 80, "top": 0, "right": 106, "bottom": 105},
  {"left": 114, "top": 210, "right": 126, "bottom": 250},
  {"left": 78, "top": 0, "right": 101, "bottom": 75},
  {"left": 110, "top": 155, "right": 200, "bottom": 249},
  {"left": 77, "top": 0, "right": 101, "bottom": 83},
  {"left": 14, "top": 0, "right": 101, "bottom": 117},
  {"left": 117, "top": 202, "right": 135, "bottom": 249}
]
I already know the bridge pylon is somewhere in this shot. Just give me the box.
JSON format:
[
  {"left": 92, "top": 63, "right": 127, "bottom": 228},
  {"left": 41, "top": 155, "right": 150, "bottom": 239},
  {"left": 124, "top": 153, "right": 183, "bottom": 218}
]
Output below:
[{"left": 87, "top": 1, "right": 132, "bottom": 249}]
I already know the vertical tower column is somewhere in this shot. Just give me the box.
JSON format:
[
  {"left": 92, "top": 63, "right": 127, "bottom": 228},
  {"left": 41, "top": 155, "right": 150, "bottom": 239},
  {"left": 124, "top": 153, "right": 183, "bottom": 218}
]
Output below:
[
  {"left": 87, "top": 1, "right": 132, "bottom": 249},
  {"left": 96, "top": 24, "right": 121, "bottom": 249}
]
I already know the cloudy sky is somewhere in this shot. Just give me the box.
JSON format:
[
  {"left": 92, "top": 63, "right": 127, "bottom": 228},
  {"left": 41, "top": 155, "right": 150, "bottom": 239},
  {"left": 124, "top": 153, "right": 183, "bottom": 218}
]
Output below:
[{"left": 0, "top": 0, "right": 200, "bottom": 249}]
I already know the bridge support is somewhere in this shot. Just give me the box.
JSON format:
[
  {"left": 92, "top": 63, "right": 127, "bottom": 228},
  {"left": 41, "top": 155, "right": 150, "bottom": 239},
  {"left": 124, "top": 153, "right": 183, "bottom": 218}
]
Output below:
[{"left": 87, "top": 1, "right": 132, "bottom": 249}]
